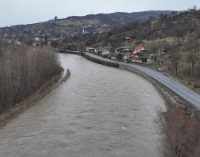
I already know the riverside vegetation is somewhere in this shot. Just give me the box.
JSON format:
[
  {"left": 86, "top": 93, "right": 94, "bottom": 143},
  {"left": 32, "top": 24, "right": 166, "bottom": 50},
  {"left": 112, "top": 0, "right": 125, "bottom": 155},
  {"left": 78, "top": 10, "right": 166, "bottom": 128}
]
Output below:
[{"left": 0, "top": 42, "right": 62, "bottom": 113}]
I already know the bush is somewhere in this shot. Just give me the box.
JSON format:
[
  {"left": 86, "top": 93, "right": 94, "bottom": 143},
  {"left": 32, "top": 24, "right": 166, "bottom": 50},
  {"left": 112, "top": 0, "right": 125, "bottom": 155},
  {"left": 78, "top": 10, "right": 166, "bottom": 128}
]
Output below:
[{"left": 0, "top": 43, "right": 61, "bottom": 112}]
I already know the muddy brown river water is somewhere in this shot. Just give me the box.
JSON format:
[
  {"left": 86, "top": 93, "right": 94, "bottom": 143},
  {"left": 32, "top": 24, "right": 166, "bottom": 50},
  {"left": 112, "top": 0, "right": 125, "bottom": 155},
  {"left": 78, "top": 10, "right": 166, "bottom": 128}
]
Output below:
[{"left": 0, "top": 54, "right": 172, "bottom": 157}]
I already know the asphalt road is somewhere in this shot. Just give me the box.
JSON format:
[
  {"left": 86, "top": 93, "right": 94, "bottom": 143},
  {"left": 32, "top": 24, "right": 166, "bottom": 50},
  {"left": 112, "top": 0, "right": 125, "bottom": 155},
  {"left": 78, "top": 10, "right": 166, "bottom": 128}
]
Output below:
[{"left": 119, "top": 62, "right": 200, "bottom": 110}]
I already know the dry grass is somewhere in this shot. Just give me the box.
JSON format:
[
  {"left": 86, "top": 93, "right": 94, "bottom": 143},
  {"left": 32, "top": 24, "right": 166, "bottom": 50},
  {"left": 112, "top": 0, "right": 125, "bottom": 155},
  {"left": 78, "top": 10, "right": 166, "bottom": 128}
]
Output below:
[{"left": 165, "top": 105, "right": 200, "bottom": 157}]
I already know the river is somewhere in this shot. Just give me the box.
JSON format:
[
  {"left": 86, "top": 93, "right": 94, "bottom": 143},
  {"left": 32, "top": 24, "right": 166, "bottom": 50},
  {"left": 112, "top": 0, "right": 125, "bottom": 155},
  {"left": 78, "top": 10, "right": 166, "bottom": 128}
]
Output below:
[{"left": 0, "top": 54, "right": 172, "bottom": 157}]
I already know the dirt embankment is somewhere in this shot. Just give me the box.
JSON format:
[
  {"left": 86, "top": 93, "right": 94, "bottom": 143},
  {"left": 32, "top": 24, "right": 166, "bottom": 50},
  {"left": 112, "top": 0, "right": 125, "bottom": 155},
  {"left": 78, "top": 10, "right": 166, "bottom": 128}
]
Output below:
[
  {"left": 157, "top": 83, "right": 200, "bottom": 157},
  {"left": 124, "top": 64, "right": 200, "bottom": 157}
]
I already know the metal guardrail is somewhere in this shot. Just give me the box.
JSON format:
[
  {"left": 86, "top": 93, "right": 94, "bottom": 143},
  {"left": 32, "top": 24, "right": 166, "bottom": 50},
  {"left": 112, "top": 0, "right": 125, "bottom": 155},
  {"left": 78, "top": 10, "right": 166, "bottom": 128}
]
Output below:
[{"left": 58, "top": 49, "right": 81, "bottom": 55}]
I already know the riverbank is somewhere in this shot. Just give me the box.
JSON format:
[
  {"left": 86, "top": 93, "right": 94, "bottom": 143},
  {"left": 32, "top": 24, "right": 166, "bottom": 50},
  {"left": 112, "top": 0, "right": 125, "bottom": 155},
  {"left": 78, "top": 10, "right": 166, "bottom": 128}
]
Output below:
[
  {"left": 0, "top": 68, "right": 71, "bottom": 128},
  {"left": 83, "top": 52, "right": 200, "bottom": 157}
]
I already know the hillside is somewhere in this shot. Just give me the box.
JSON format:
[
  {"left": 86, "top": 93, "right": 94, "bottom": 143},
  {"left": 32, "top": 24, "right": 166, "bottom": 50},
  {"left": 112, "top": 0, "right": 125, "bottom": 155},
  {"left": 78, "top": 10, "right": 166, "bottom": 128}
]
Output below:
[
  {"left": 61, "top": 11, "right": 172, "bottom": 26},
  {"left": 0, "top": 11, "right": 172, "bottom": 43},
  {"left": 88, "top": 9, "right": 200, "bottom": 92},
  {"left": 90, "top": 9, "right": 200, "bottom": 47}
]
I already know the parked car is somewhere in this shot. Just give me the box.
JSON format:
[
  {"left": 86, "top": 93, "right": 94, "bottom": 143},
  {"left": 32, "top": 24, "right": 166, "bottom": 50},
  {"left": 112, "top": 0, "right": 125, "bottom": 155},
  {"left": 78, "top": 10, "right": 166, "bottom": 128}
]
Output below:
[{"left": 101, "top": 51, "right": 110, "bottom": 58}]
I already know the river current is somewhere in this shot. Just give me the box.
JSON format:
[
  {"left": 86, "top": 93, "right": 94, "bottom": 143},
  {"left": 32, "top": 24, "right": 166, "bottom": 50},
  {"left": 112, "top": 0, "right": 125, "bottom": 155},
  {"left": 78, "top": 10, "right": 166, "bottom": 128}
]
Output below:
[{"left": 0, "top": 54, "right": 171, "bottom": 157}]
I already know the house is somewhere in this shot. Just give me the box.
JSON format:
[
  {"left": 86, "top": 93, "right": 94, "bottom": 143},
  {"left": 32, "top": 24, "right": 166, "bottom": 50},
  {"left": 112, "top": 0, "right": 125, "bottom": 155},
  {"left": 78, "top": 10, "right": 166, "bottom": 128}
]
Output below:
[
  {"left": 82, "top": 26, "right": 95, "bottom": 35},
  {"left": 130, "top": 44, "right": 154, "bottom": 64},
  {"left": 115, "top": 47, "right": 132, "bottom": 61},
  {"left": 32, "top": 35, "right": 48, "bottom": 47},
  {"left": 32, "top": 37, "right": 41, "bottom": 47}
]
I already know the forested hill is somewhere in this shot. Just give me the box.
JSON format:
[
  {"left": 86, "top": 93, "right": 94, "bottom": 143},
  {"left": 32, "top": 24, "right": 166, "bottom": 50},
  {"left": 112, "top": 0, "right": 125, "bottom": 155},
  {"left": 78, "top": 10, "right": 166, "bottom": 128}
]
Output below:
[
  {"left": 90, "top": 9, "right": 200, "bottom": 47},
  {"left": 0, "top": 11, "right": 172, "bottom": 43},
  {"left": 63, "top": 11, "right": 173, "bottom": 26}
]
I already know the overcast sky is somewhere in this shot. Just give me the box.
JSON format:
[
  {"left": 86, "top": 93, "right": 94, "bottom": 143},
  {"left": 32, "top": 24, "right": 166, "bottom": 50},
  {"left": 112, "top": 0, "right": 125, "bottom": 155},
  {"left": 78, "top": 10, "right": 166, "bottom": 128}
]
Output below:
[{"left": 0, "top": 0, "right": 200, "bottom": 27}]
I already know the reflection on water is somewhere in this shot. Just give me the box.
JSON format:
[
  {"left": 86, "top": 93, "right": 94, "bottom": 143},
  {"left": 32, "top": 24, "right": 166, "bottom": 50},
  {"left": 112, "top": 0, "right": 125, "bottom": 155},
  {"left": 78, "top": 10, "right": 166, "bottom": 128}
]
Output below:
[{"left": 0, "top": 54, "right": 172, "bottom": 157}]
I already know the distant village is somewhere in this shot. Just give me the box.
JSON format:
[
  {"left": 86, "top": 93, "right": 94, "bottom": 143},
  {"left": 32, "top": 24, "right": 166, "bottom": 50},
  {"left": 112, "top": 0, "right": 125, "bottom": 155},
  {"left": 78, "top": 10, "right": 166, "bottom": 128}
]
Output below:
[
  {"left": 1, "top": 12, "right": 121, "bottom": 52},
  {"left": 0, "top": 16, "right": 103, "bottom": 48},
  {"left": 0, "top": 17, "right": 158, "bottom": 65},
  {"left": 85, "top": 37, "right": 156, "bottom": 64},
  {"left": 0, "top": 24, "right": 157, "bottom": 65}
]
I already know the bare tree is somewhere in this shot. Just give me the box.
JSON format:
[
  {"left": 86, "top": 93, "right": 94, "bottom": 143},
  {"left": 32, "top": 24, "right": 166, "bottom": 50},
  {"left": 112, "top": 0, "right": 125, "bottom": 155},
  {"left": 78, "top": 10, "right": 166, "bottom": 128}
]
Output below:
[{"left": 0, "top": 42, "right": 61, "bottom": 113}]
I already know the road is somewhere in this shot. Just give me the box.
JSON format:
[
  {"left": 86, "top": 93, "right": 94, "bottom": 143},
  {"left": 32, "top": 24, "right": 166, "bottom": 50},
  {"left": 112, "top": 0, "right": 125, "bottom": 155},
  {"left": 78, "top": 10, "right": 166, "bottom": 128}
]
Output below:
[
  {"left": 0, "top": 54, "right": 172, "bottom": 157},
  {"left": 120, "top": 62, "right": 200, "bottom": 110}
]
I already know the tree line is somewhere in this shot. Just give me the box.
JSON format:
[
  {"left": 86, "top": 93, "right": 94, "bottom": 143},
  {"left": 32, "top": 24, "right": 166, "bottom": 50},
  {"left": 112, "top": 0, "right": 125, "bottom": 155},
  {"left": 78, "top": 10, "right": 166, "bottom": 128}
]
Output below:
[{"left": 0, "top": 42, "right": 61, "bottom": 112}]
